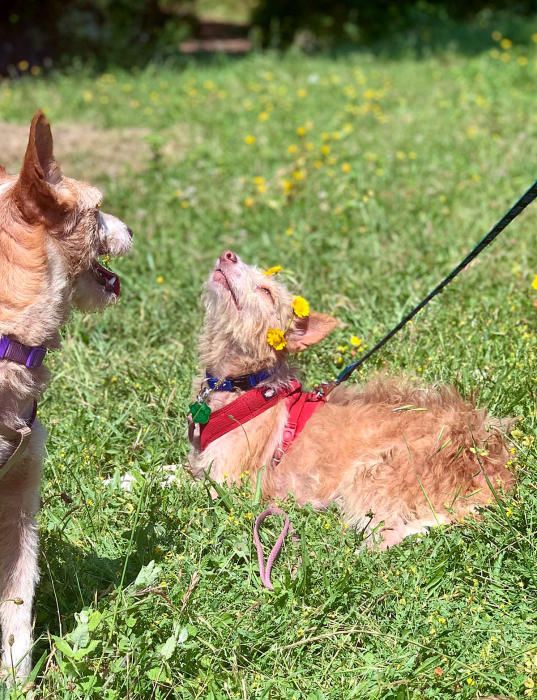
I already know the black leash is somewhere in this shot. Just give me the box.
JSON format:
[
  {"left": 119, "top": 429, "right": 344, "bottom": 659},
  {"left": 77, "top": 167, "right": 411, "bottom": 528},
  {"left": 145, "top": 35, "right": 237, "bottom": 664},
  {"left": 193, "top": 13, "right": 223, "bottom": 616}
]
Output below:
[{"left": 327, "top": 179, "right": 537, "bottom": 392}]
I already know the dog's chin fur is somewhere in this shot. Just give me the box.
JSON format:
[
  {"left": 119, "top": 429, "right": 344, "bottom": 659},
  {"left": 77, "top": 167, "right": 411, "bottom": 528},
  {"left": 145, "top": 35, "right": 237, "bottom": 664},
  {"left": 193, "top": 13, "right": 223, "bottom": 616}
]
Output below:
[
  {"left": 0, "top": 111, "right": 132, "bottom": 681},
  {"left": 189, "top": 253, "right": 515, "bottom": 550},
  {"left": 71, "top": 270, "right": 118, "bottom": 313}
]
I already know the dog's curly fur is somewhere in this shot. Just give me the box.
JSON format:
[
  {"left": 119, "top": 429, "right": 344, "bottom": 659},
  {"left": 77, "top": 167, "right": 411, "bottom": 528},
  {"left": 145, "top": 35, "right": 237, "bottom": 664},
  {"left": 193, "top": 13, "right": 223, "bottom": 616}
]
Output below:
[
  {"left": 0, "top": 112, "right": 132, "bottom": 679},
  {"left": 189, "top": 252, "right": 514, "bottom": 548}
]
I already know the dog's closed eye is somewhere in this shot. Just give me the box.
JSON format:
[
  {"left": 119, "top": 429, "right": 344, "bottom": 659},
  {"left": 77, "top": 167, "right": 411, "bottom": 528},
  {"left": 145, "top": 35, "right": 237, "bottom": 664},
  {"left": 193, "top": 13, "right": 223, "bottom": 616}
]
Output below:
[{"left": 257, "top": 286, "right": 275, "bottom": 304}]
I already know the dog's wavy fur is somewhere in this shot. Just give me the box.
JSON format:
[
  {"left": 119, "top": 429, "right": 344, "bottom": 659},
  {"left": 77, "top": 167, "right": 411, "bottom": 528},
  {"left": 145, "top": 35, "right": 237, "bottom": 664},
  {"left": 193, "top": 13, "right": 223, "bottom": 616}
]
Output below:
[
  {"left": 189, "top": 252, "right": 514, "bottom": 549},
  {"left": 0, "top": 112, "right": 132, "bottom": 679}
]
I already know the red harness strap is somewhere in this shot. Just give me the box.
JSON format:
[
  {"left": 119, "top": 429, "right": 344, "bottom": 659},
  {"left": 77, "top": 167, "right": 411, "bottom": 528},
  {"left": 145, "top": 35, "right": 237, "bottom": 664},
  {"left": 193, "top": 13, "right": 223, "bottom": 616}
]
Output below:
[
  {"left": 272, "top": 388, "right": 326, "bottom": 464},
  {"left": 199, "top": 380, "right": 326, "bottom": 459}
]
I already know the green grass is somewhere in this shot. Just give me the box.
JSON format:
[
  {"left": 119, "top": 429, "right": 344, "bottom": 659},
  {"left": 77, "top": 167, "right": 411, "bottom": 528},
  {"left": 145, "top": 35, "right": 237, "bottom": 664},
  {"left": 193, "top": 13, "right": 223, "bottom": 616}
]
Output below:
[{"left": 1, "top": 27, "right": 537, "bottom": 700}]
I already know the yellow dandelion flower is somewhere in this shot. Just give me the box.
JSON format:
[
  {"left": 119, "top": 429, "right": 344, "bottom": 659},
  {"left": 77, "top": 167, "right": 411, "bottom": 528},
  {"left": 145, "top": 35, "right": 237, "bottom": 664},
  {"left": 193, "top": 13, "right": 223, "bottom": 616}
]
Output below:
[
  {"left": 253, "top": 176, "right": 265, "bottom": 185},
  {"left": 243, "top": 196, "right": 255, "bottom": 208},
  {"left": 350, "top": 335, "right": 362, "bottom": 347},
  {"left": 292, "top": 296, "right": 310, "bottom": 318},
  {"left": 281, "top": 179, "right": 294, "bottom": 194},
  {"left": 292, "top": 169, "right": 306, "bottom": 182},
  {"left": 285, "top": 226, "right": 294, "bottom": 236},
  {"left": 518, "top": 56, "right": 528, "bottom": 66},
  {"left": 258, "top": 111, "right": 269, "bottom": 122},
  {"left": 244, "top": 135, "right": 256, "bottom": 145},
  {"left": 532, "top": 32, "right": 537, "bottom": 43},
  {"left": 263, "top": 265, "right": 283, "bottom": 276},
  {"left": 466, "top": 678, "right": 475, "bottom": 686},
  {"left": 267, "top": 328, "right": 287, "bottom": 350},
  {"left": 17, "top": 60, "right": 29, "bottom": 72},
  {"left": 156, "top": 275, "right": 165, "bottom": 284},
  {"left": 532, "top": 275, "right": 537, "bottom": 290},
  {"left": 320, "top": 144, "right": 331, "bottom": 156},
  {"left": 287, "top": 144, "right": 299, "bottom": 155},
  {"left": 341, "top": 162, "right": 351, "bottom": 173},
  {"left": 296, "top": 126, "right": 306, "bottom": 137},
  {"left": 500, "top": 38, "right": 512, "bottom": 49},
  {"left": 297, "top": 88, "right": 307, "bottom": 98}
]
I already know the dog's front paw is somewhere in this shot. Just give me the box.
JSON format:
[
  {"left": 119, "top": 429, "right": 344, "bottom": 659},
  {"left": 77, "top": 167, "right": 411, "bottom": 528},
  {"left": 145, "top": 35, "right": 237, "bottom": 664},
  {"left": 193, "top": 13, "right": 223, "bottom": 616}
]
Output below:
[{"left": 0, "top": 651, "right": 32, "bottom": 689}]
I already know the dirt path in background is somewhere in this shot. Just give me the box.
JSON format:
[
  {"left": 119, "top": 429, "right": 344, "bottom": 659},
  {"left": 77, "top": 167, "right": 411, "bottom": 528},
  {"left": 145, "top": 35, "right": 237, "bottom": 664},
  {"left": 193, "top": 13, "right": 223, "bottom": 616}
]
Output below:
[{"left": 0, "top": 122, "right": 191, "bottom": 181}]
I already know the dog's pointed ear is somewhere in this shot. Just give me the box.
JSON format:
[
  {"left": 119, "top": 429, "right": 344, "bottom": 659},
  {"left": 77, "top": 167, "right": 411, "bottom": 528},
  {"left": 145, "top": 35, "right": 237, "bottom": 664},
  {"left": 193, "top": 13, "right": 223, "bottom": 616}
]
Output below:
[
  {"left": 15, "top": 111, "right": 64, "bottom": 222},
  {"left": 286, "top": 311, "right": 339, "bottom": 352}
]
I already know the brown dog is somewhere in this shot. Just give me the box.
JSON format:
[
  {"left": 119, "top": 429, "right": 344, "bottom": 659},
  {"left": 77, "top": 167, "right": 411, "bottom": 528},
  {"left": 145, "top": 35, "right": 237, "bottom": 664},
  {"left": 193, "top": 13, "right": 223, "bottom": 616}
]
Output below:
[
  {"left": 189, "top": 251, "right": 514, "bottom": 548},
  {"left": 0, "top": 112, "right": 132, "bottom": 679}
]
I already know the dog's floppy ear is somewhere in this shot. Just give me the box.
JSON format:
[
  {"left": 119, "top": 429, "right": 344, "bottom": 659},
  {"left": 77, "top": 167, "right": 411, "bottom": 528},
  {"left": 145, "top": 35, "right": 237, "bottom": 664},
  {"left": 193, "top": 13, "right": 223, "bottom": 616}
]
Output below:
[
  {"left": 14, "top": 111, "right": 65, "bottom": 222},
  {"left": 286, "top": 311, "right": 338, "bottom": 352}
]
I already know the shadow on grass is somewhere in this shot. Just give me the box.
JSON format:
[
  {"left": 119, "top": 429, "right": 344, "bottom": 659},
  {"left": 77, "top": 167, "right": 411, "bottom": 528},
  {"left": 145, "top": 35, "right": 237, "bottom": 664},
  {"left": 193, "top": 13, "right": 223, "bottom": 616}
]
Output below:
[
  {"left": 341, "top": 11, "right": 536, "bottom": 59},
  {"left": 33, "top": 523, "right": 160, "bottom": 659},
  {"left": 3, "top": 10, "right": 537, "bottom": 80}
]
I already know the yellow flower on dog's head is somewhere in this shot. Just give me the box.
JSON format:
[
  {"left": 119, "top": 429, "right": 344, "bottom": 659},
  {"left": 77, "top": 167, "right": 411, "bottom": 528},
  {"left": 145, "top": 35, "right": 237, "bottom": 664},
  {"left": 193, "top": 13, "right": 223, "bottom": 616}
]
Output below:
[
  {"left": 267, "top": 328, "right": 287, "bottom": 350},
  {"left": 292, "top": 296, "right": 310, "bottom": 318},
  {"left": 263, "top": 265, "right": 283, "bottom": 276}
]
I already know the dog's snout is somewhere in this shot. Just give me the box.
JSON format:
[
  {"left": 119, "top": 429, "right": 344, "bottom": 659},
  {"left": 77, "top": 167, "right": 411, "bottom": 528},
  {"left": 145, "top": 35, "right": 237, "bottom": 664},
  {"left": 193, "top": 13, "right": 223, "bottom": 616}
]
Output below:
[{"left": 220, "top": 250, "right": 237, "bottom": 265}]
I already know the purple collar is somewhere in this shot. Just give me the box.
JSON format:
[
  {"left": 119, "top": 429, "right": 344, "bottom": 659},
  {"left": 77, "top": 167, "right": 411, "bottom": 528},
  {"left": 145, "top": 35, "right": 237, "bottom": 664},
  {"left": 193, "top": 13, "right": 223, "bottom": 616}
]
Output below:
[{"left": 0, "top": 336, "right": 47, "bottom": 369}]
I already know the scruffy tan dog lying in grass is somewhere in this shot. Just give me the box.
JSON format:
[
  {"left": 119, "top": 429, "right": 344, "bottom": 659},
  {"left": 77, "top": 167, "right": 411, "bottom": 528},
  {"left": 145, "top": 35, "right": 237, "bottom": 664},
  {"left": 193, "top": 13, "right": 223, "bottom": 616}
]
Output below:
[
  {"left": 188, "top": 251, "right": 514, "bottom": 548},
  {"left": 0, "top": 112, "right": 132, "bottom": 680}
]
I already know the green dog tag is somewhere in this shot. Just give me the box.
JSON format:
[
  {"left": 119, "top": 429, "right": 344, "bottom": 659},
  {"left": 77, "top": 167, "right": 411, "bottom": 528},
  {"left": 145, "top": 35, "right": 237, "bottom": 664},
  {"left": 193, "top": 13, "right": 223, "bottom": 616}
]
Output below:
[{"left": 189, "top": 401, "right": 211, "bottom": 425}]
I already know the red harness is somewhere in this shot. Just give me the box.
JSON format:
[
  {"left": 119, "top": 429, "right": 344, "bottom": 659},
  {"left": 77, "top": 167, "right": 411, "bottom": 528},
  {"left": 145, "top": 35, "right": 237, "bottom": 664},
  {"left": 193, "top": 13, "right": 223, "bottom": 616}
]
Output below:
[{"left": 199, "top": 380, "right": 326, "bottom": 461}]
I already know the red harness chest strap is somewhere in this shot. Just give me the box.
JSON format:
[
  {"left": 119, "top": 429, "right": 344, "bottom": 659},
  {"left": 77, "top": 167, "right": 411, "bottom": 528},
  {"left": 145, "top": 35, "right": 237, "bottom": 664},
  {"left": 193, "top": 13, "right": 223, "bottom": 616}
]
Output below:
[
  {"left": 273, "top": 389, "right": 325, "bottom": 464},
  {"left": 199, "top": 380, "right": 301, "bottom": 451},
  {"left": 198, "top": 380, "right": 325, "bottom": 456}
]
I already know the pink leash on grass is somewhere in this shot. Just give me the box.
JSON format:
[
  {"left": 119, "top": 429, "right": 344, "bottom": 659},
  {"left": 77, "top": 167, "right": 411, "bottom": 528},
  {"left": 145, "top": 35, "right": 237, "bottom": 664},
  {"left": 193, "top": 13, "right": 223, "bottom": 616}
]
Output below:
[{"left": 253, "top": 506, "right": 293, "bottom": 590}]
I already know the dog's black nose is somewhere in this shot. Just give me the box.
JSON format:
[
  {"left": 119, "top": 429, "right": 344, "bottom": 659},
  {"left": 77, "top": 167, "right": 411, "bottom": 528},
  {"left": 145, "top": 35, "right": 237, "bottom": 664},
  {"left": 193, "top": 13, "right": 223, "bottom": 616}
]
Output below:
[
  {"left": 126, "top": 227, "right": 133, "bottom": 239},
  {"left": 220, "top": 250, "right": 237, "bottom": 264}
]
